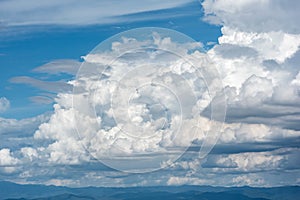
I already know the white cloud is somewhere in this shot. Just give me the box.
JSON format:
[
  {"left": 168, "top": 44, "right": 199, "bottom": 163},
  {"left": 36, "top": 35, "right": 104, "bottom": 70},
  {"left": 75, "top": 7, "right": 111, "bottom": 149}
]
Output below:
[
  {"left": 20, "top": 147, "right": 38, "bottom": 162},
  {"left": 205, "top": 23, "right": 300, "bottom": 129},
  {"left": 0, "top": 97, "right": 10, "bottom": 113},
  {"left": 212, "top": 150, "right": 285, "bottom": 172},
  {"left": 0, "top": 113, "right": 50, "bottom": 136},
  {"left": 167, "top": 176, "right": 209, "bottom": 186},
  {"left": 202, "top": 0, "right": 300, "bottom": 34},
  {"left": 0, "top": 148, "right": 19, "bottom": 166},
  {"left": 0, "top": 148, "right": 20, "bottom": 174},
  {"left": 21, "top": 29, "right": 299, "bottom": 189},
  {"left": 238, "top": 75, "right": 273, "bottom": 107},
  {"left": 163, "top": 147, "right": 300, "bottom": 187},
  {"left": 15, "top": 28, "right": 297, "bottom": 185},
  {"left": 202, "top": 1, "right": 300, "bottom": 132},
  {"left": 32, "top": 59, "right": 81, "bottom": 75},
  {"left": 232, "top": 174, "right": 265, "bottom": 187},
  {"left": 220, "top": 122, "right": 300, "bottom": 144},
  {"left": 0, "top": 0, "right": 192, "bottom": 26},
  {"left": 291, "top": 72, "right": 300, "bottom": 87},
  {"left": 218, "top": 27, "right": 300, "bottom": 63},
  {"left": 30, "top": 31, "right": 225, "bottom": 173},
  {"left": 10, "top": 76, "right": 72, "bottom": 93}
]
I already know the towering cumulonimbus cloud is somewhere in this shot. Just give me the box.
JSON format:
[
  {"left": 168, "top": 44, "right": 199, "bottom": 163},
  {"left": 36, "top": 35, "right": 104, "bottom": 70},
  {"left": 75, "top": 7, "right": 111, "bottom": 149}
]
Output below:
[{"left": 35, "top": 28, "right": 226, "bottom": 172}]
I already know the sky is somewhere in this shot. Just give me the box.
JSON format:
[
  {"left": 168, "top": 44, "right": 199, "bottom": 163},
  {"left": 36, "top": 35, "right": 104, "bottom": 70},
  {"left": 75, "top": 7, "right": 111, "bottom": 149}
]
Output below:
[{"left": 0, "top": 0, "right": 300, "bottom": 187}]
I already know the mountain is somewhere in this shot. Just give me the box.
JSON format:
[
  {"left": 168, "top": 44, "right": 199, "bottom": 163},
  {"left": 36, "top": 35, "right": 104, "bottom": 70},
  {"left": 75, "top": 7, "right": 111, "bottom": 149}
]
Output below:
[{"left": 0, "top": 181, "right": 299, "bottom": 200}]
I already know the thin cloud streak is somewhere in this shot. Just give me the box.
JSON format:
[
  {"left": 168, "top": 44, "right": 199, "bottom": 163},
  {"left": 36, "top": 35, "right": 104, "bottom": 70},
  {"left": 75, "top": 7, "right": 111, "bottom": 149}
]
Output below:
[{"left": 0, "top": 0, "right": 193, "bottom": 26}]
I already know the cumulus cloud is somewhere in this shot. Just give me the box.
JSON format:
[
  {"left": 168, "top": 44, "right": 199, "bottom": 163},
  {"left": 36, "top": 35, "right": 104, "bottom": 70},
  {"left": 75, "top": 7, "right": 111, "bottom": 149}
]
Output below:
[
  {"left": 15, "top": 26, "right": 296, "bottom": 186},
  {"left": 0, "top": 113, "right": 51, "bottom": 161},
  {"left": 161, "top": 146, "right": 300, "bottom": 187},
  {"left": 20, "top": 147, "right": 38, "bottom": 162},
  {"left": 0, "top": 113, "right": 49, "bottom": 136},
  {"left": 32, "top": 30, "right": 224, "bottom": 172},
  {"left": 202, "top": 0, "right": 300, "bottom": 34},
  {"left": 185, "top": 1, "right": 300, "bottom": 186},
  {"left": 159, "top": 0, "right": 300, "bottom": 186},
  {"left": 202, "top": 0, "right": 300, "bottom": 131},
  {"left": 203, "top": 148, "right": 296, "bottom": 172},
  {"left": 0, "top": 148, "right": 19, "bottom": 174},
  {"left": 0, "top": 149, "right": 19, "bottom": 166},
  {"left": 218, "top": 27, "right": 300, "bottom": 63}
]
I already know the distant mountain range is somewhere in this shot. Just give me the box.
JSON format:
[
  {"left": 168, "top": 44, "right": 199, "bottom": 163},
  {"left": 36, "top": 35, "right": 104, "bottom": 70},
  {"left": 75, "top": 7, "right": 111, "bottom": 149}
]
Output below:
[{"left": 0, "top": 181, "right": 299, "bottom": 200}]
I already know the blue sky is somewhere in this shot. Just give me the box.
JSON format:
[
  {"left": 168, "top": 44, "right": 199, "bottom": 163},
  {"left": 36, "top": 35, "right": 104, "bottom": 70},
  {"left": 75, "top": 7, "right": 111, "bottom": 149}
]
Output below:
[
  {"left": 0, "top": 0, "right": 300, "bottom": 187},
  {"left": 0, "top": 0, "right": 221, "bottom": 119}
]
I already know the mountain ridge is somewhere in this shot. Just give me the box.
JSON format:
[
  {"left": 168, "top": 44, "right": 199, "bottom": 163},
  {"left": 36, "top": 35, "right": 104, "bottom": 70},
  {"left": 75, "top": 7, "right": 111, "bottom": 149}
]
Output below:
[{"left": 0, "top": 181, "right": 299, "bottom": 200}]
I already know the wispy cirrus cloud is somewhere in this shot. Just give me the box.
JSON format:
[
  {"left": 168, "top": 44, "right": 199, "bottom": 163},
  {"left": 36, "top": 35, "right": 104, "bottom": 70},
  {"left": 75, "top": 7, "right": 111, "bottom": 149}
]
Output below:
[
  {"left": 9, "top": 76, "right": 72, "bottom": 93},
  {"left": 8, "top": 59, "right": 80, "bottom": 105},
  {"left": 0, "top": 0, "right": 193, "bottom": 26},
  {"left": 32, "top": 59, "right": 81, "bottom": 75}
]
